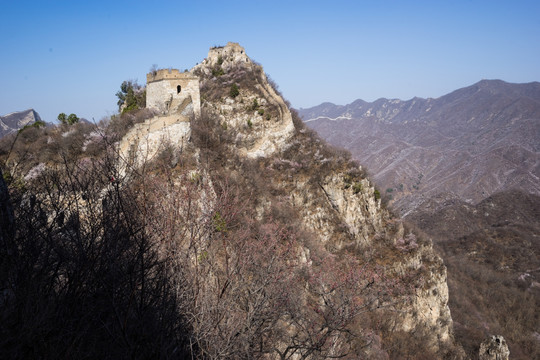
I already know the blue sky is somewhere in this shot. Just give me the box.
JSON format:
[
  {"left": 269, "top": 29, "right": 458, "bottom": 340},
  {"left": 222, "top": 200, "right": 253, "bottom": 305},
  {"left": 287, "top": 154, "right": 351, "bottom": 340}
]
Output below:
[{"left": 1, "top": 0, "right": 539, "bottom": 122}]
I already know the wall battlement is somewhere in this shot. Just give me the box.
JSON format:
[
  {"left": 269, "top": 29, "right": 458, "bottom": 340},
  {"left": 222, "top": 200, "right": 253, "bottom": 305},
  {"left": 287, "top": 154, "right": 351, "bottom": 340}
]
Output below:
[{"left": 147, "top": 69, "right": 198, "bottom": 83}]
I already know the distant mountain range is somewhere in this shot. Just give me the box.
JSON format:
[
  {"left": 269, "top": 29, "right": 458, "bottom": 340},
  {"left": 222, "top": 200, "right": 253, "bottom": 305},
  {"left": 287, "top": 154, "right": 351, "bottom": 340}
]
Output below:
[
  {"left": 0, "top": 109, "right": 42, "bottom": 138},
  {"left": 299, "top": 80, "right": 540, "bottom": 217},
  {"left": 300, "top": 80, "right": 540, "bottom": 356}
]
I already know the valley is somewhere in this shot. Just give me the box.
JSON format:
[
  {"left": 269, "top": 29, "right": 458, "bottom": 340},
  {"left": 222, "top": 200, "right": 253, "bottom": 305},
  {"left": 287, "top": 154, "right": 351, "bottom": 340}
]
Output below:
[{"left": 301, "top": 81, "right": 540, "bottom": 358}]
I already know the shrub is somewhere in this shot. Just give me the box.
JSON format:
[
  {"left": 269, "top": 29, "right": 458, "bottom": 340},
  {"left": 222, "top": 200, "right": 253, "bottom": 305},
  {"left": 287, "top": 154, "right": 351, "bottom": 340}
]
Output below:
[
  {"left": 229, "top": 83, "right": 239, "bottom": 98},
  {"left": 57, "top": 112, "right": 66, "bottom": 124},
  {"left": 18, "top": 120, "right": 46, "bottom": 133},
  {"left": 213, "top": 211, "right": 228, "bottom": 232},
  {"left": 353, "top": 182, "right": 363, "bottom": 194},
  {"left": 57, "top": 112, "right": 78, "bottom": 126},
  {"left": 116, "top": 80, "right": 146, "bottom": 113},
  {"left": 190, "top": 108, "right": 233, "bottom": 154},
  {"left": 67, "top": 113, "right": 79, "bottom": 125},
  {"left": 250, "top": 98, "right": 259, "bottom": 111},
  {"left": 211, "top": 67, "right": 224, "bottom": 77}
]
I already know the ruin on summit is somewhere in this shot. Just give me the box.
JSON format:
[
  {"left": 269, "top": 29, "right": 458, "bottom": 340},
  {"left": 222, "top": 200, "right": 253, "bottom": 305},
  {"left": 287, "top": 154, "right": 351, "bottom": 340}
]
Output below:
[{"left": 146, "top": 68, "right": 201, "bottom": 118}]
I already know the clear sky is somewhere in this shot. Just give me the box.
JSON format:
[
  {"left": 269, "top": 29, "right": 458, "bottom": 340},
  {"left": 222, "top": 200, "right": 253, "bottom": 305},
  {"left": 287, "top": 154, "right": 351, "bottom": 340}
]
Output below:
[{"left": 1, "top": 0, "right": 539, "bottom": 122}]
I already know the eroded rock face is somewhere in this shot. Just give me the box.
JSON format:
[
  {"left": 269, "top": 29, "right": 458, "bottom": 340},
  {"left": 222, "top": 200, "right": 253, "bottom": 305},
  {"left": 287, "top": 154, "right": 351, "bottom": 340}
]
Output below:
[
  {"left": 194, "top": 42, "right": 295, "bottom": 158},
  {"left": 203, "top": 42, "right": 251, "bottom": 67},
  {"left": 288, "top": 173, "right": 382, "bottom": 247},
  {"left": 479, "top": 335, "right": 510, "bottom": 360},
  {"left": 119, "top": 42, "right": 458, "bottom": 355},
  {"left": 284, "top": 170, "right": 453, "bottom": 349}
]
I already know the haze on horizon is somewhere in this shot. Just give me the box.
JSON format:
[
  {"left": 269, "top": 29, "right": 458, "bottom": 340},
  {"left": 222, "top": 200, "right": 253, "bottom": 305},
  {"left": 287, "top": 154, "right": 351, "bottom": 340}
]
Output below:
[{"left": 1, "top": 0, "right": 539, "bottom": 123}]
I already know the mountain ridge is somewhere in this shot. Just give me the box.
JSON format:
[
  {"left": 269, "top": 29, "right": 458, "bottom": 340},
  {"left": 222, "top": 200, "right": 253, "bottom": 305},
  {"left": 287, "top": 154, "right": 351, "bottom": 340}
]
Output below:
[
  {"left": 301, "top": 79, "right": 540, "bottom": 112},
  {"left": 300, "top": 79, "right": 540, "bottom": 216},
  {"left": 300, "top": 78, "right": 540, "bottom": 358},
  {"left": 0, "top": 109, "right": 42, "bottom": 137},
  {"left": 0, "top": 43, "right": 462, "bottom": 359}
]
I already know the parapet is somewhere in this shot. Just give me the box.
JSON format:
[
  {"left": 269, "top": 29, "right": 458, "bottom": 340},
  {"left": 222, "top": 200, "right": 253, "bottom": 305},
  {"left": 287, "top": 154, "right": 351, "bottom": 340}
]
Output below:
[{"left": 147, "top": 69, "right": 198, "bottom": 84}]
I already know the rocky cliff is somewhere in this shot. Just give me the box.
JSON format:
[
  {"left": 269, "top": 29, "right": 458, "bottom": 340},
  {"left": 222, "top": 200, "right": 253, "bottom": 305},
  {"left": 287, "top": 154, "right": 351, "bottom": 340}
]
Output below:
[
  {"left": 193, "top": 42, "right": 295, "bottom": 158},
  {"left": 121, "top": 42, "right": 459, "bottom": 357}
]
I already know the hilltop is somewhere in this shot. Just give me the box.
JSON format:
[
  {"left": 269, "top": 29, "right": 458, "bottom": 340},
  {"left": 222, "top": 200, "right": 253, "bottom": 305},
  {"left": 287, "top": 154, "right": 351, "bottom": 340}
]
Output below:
[{"left": 0, "top": 43, "right": 464, "bottom": 359}]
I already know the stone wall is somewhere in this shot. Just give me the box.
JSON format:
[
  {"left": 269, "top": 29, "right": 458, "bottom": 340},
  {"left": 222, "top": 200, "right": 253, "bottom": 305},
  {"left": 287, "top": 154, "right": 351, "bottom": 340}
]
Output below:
[
  {"left": 118, "top": 113, "right": 191, "bottom": 174},
  {"left": 146, "top": 69, "right": 200, "bottom": 117}
]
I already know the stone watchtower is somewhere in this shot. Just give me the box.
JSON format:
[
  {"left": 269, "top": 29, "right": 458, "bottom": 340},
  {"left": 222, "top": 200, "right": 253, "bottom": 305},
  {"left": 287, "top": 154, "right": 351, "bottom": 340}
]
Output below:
[{"left": 146, "top": 69, "right": 200, "bottom": 117}]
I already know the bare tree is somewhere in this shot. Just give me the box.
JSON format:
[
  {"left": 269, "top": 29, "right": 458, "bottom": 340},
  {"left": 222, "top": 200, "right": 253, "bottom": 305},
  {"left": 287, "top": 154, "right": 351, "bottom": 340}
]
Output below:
[{"left": 0, "top": 132, "right": 192, "bottom": 359}]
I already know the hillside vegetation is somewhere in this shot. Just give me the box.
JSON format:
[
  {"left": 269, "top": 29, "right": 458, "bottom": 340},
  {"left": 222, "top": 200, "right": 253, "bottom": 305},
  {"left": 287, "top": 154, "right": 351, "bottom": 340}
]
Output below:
[
  {"left": 410, "top": 190, "right": 540, "bottom": 358},
  {"left": 1, "top": 44, "right": 463, "bottom": 359}
]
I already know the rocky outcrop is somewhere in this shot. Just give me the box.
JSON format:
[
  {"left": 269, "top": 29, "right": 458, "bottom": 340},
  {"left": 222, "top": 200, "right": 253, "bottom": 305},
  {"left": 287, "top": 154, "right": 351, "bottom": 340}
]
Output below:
[
  {"left": 122, "top": 42, "right": 458, "bottom": 356},
  {"left": 0, "top": 109, "right": 42, "bottom": 138},
  {"left": 202, "top": 42, "right": 252, "bottom": 67},
  {"left": 281, "top": 168, "right": 453, "bottom": 349},
  {"left": 194, "top": 42, "right": 295, "bottom": 158},
  {"left": 479, "top": 335, "right": 510, "bottom": 360}
]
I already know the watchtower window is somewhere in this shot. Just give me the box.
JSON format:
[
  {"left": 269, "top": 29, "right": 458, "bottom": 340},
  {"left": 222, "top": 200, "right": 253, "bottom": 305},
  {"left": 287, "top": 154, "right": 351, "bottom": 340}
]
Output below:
[{"left": 177, "top": 85, "right": 181, "bottom": 94}]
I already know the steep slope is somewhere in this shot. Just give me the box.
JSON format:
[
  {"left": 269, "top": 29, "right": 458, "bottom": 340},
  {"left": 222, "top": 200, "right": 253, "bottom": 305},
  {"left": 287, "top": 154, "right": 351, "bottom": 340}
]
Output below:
[
  {"left": 186, "top": 42, "right": 458, "bottom": 357},
  {"left": 0, "top": 109, "right": 42, "bottom": 138},
  {"left": 411, "top": 190, "right": 540, "bottom": 358},
  {"left": 193, "top": 42, "right": 295, "bottom": 158},
  {"left": 299, "top": 80, "right": 540, "bottom": 217},
  {"left": 0, "top": 43, "right": 463, "bottom": 359}
]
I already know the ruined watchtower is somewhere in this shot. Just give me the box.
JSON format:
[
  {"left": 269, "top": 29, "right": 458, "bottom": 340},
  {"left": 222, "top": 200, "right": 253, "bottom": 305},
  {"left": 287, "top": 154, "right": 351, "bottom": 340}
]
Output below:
[{"left": 146, "top": 69, "right": 200, "bottom": 117}]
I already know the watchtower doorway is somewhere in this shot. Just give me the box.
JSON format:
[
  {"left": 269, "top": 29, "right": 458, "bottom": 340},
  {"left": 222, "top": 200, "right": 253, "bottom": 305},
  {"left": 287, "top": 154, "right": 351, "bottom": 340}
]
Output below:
[{"left": 177, "top": 85, "right": 181, "bottom": 94}]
